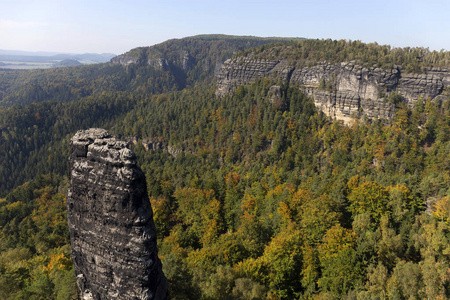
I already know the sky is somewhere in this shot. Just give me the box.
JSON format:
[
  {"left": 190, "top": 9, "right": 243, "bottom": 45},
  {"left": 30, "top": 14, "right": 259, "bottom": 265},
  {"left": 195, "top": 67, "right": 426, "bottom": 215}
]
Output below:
[{"left": 0, "top": 0, "right": 449, "bottom": 55}]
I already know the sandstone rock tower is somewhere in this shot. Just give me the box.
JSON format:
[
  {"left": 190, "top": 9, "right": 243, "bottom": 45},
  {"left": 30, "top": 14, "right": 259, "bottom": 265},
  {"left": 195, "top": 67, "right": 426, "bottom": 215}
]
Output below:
[{"left": 67, "top": 128, "right": 168, "bottom": 300}]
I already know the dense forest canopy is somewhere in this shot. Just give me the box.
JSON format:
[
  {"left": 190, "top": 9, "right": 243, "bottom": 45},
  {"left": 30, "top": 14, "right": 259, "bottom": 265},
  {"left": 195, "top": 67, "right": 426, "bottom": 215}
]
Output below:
[
  {"left": 1, "top": 35, "right": 450, "bottom": 299},
  {"left": 238, "top": 39, "right": 450, "bottom": 72}
]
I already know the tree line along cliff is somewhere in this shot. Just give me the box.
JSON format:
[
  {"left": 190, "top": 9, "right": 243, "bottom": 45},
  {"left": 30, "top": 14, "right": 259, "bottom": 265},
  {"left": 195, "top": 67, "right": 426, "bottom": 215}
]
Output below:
[{"left": 216, "top": 40, "right": 450, "bottom": 123}]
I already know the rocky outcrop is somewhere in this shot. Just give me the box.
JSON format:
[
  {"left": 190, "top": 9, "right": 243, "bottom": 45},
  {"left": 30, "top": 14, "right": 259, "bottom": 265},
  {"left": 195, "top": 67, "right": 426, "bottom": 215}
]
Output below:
[
  {"left": 397, "top": 73, "right": 445, "bottom": 104},
  {"left": 289, "top": 62, "right": 401, "bottom": 122},
  {"left": 181, "top": 50, "right": 194, "bottom": 71},
  {"left": 216, "top": 58, "right": 449, "bottom": 123},
  {"left": 67, "top": 128, "right": 168, "bottom": 300},
  {"left": 216, "top": 58, "right": 283, "bottom": 96},
  {"left": 427, "top": 67, "right": 450, "bottom": 86},
  {"left": 111, "top": 50, "right": 187, "bottom": 72},
  {"left": 110, "top": 56, "right": 141, "bottom": 66},
  {"left": 147, "top": 58, "right": 169, "bottom": 70},
  {"left": 111, "top": 54, "right": 169, "bottom": 70},
  {"left": 142, "top": 140, "right": 164, "bottom": 152}
]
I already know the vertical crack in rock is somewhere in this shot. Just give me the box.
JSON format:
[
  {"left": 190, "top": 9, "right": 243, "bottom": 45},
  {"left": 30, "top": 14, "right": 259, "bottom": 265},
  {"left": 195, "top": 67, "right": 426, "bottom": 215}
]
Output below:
[{"left": 67, "top": 128, "right": 168, "bottom": 300}]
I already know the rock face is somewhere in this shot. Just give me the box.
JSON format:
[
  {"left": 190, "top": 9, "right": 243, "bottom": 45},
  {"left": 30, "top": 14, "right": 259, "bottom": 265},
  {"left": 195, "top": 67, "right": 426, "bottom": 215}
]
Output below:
[
  {"left": 110, "top": 55, "right": 141, "bottom": 66},
  {"left": 67, "top": 128, "right": 168, "bottom": 300},
  {"left": 216, "top": 58, "right": 450, "bottom": 123}
]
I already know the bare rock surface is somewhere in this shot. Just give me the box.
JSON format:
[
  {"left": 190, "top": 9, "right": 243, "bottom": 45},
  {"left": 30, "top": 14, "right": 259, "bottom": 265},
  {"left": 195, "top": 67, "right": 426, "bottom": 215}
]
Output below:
[
  {"left": 216, "top": 59, "right": 449, "bottom": 123},
  {"left": 67, "top": 128, "right": 168, "bottom": 300}
]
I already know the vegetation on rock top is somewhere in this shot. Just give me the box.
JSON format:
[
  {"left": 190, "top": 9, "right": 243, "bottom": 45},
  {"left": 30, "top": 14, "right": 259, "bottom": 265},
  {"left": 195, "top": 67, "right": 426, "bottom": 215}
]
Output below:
[{"left": 237, "top": 39, "right": 450, "bottom": 72}]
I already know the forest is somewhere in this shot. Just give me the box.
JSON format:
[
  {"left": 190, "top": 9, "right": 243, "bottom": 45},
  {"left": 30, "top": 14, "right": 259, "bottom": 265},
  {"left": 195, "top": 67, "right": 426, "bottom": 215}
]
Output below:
[
  {"left": 240, "top": 39, "right": 450, "bottom": 72},
  {"left": 1, "top": 36, "right": 450, "bottom": 299}
]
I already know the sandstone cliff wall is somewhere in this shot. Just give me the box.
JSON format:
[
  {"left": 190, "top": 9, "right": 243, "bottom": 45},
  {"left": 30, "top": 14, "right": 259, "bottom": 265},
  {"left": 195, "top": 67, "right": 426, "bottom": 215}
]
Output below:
[
  {"left": 67, "top": 128, "right": 168, "bottom": 300},
  {"left": 216, "top": 58, "right": 449, "bottom": 123}
]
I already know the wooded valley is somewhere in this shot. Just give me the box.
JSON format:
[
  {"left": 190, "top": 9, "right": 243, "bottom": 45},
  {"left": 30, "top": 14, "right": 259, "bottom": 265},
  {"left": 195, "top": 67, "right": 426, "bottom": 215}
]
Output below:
[{"left": 1, "top": 35, "right": 450, "bottom": 299}]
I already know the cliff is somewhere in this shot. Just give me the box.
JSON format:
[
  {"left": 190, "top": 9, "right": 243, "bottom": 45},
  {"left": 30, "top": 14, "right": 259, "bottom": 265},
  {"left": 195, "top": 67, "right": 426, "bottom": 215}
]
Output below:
[
  {"left": 66, "top": 128, "right": 168, "bottom": 300},
  {"left": 216, "top": 57, "right": 450, "bottom": 123},
  {"left": 109, "top": 35, "right": 302, "bottom": 89}
]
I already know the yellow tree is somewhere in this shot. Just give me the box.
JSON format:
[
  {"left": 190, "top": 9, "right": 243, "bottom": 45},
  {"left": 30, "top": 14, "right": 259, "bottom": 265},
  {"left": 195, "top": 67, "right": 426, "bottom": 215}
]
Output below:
[
  {"left": 348, "top": 181, "right": 389, "bottom": 222},
  {"left": 317, "top": 224, "right": 360, "bottom": 295},
  {"left": 174, "top": 187, "right": 224, "bottom": 247},
  {"left": 235, "top": 225, "right": 303, "bottom": 299}
]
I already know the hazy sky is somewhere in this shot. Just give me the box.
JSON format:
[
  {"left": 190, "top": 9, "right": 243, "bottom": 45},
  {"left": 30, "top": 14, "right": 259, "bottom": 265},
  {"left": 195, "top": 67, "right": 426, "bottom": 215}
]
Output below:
[{"left": 1, "top": 0, "right": 449, "bottom": 55}]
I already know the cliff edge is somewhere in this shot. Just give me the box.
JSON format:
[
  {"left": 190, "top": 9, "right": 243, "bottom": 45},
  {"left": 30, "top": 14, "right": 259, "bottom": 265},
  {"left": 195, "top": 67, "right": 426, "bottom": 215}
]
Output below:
[
  {"left": 67, "top": 128, "right": 168, "bottom": 300},
  {"left": 216, "top": 58, "right": 450, "bottom": 123}
]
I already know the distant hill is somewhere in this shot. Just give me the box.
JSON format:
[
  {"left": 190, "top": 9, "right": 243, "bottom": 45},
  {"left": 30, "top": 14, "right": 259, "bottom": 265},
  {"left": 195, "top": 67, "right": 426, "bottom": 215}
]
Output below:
[
  {"left": 0, "top": 35, "right": 300, "bottom": 106},
  {"left": 0, "top": 49, "right": 116, "bottom": 62},
  {"left": 0, "top": 50, "right": 116, "bottom": 69},
  {"left": 52, "top": 59, "right": 83, "bottom": 67},
  {"left": 111, "top": 34, "right": 303, "bottom": 89}
]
